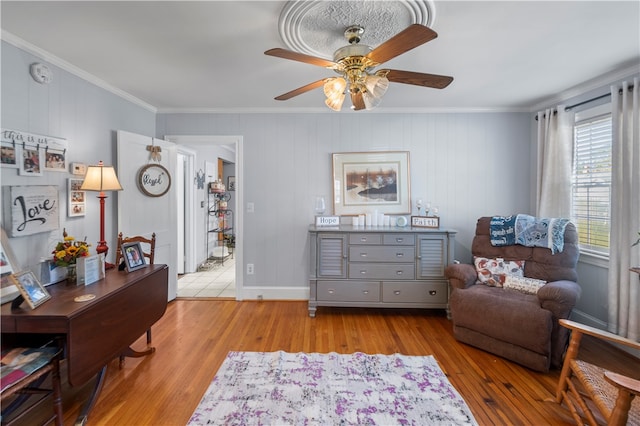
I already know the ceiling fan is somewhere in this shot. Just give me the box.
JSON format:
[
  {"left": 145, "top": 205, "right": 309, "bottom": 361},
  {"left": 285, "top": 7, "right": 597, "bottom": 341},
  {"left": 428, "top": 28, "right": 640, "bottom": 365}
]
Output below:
[{"left": 264, "top": 24, "right": 453, "bottom": 111}]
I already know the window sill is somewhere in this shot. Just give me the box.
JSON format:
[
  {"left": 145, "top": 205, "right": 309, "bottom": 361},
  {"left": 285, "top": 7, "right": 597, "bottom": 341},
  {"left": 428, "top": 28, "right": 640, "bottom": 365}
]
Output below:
[{"left": 578, "top": 251, "right": 609, "bottom": 268}]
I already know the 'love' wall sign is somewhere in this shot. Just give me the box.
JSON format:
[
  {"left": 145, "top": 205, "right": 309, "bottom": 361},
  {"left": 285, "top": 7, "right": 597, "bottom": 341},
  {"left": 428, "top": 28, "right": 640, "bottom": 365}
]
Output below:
[{"left": 9, "top": 186, "right": 59, "bottom": 237}]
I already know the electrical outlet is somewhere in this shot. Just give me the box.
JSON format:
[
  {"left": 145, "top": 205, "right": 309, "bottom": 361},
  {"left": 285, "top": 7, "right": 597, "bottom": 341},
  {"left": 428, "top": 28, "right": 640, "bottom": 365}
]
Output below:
[
  {"left": 247, "top": 202, "right": 255, "bottom": 213},
  {"left": 247, "top": 263, "right": 254, "bottom": 275}
]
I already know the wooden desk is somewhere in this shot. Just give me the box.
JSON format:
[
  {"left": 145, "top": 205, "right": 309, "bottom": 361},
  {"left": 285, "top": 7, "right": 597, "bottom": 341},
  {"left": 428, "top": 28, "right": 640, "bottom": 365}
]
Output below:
[{"left": 1, "top": 264, "right": 168, "bottom": 424}]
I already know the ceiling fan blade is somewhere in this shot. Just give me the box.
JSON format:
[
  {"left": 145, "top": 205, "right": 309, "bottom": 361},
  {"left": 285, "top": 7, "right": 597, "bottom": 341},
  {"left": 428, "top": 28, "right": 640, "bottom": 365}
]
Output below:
[
  {"left": 366, "top": 24, "right": 438, "bottom": 64},
  {"left": 351, "top": 91, "right": 365, "bottom": 111},
  {"left": 265, "top": 48, "right": 336, "bottom": 68},
  {"left": 384, "top": 69, "right": 453, "bottom": 89},
  {"left": 274, "top": 79, "right": 326, "bottom": 101}
]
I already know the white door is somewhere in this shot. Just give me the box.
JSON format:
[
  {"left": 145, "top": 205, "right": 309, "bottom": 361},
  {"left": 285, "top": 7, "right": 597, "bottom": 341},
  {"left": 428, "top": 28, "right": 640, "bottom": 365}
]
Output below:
[{"left": 116, "top": 131, "right": 178, "bottom": 300}]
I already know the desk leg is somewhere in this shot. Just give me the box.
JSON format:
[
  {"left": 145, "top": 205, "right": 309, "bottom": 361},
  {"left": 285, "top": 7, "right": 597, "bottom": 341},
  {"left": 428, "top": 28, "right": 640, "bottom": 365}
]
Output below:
[{"left": 74, "top": 365, "right": 107, "bottom": 426}]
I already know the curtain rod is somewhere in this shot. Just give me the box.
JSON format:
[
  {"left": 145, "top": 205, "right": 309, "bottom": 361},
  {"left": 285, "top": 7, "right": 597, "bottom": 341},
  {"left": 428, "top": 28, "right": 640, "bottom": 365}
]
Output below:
[{"left": 535, "top": 84, "right": 634, "bottom": 120}]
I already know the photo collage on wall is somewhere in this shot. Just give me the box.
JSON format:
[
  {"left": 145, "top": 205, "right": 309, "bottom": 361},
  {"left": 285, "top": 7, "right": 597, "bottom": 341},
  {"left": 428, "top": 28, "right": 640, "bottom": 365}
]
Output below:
[{"left": 1, "top": 129, "right": 68, "bottom": 176}]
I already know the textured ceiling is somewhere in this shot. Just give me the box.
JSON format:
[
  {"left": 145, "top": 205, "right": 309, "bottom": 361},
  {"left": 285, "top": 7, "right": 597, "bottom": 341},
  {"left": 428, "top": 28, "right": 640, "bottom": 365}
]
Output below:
[
  {"left": 280, "top": 0, "right": 433, "bottom": 57},
  {"left": 1, "top": 1, "right": 639, "bottom": 113}
]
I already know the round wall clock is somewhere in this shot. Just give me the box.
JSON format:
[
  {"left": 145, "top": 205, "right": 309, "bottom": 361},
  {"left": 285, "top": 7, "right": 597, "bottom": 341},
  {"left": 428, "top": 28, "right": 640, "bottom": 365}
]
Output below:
[{"left": 137, "top": 164, "right": 171, "bottom": 197}]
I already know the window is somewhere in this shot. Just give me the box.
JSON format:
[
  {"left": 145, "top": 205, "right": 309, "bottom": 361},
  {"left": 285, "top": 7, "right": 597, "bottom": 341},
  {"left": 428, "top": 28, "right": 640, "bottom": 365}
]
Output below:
[{"left": 572, "top": 108, "right": 612, "bottom": 255}]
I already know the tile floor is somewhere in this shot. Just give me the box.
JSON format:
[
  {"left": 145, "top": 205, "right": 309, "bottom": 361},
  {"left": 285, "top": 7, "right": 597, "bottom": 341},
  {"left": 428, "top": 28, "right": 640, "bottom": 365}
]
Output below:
[{"left": 177, "top": 257, "right": 236, "bottom": 298}]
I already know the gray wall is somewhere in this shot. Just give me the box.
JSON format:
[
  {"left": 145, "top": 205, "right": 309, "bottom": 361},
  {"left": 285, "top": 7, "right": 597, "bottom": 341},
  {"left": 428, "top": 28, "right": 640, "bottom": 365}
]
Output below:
[
  {"left": 157, "top": 112, "right": 532, "bottom": 297},
  {"left": 1, "top": 42, "right": 156, "bottom": 273}
]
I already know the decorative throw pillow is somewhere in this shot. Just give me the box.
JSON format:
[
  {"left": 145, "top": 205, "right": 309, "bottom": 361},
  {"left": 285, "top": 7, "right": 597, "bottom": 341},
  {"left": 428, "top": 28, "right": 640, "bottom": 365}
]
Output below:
[
  {"left": 474, "top": 257, "right": 525, "bottom": 287},
  {"left": 504, "top": 275, "right": 547, "bottom": 295}
]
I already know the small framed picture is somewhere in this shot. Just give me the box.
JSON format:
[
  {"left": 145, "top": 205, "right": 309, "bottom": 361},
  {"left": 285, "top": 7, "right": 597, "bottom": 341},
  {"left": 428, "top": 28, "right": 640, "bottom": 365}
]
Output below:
[
  {"left": 10, "top": 270, "right": 51, "bottom": 309},
  {"left": 121, "top": 242, "right": 146, "bottom": 272},
  {"left": 68, "top": 178, "right": 86, "bottom": 217}
]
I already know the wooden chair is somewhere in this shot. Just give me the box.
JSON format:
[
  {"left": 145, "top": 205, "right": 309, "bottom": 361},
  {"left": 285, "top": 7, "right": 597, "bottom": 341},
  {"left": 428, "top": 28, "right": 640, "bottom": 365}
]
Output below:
[
  {"left": 0, "top": 347, "right": 63, "bottom": 426},
  {"left": 556, "top": 319, "right": 640, "bottom": 426},
  {"left": 115, "top": 232, "right": 156, "bottom": 366}
]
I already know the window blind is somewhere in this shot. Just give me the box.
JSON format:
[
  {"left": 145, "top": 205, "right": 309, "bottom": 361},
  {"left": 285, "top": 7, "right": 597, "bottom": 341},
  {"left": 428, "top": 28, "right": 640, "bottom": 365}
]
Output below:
[{"left": 572, "top": 115, "right": 612, "bottom": 254}]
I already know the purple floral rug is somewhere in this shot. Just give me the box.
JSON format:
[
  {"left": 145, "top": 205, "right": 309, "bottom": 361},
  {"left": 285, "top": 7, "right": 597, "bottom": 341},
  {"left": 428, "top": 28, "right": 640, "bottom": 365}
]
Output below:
[{"left": 188, "top": 351, "right": 477, "bottom": 425}]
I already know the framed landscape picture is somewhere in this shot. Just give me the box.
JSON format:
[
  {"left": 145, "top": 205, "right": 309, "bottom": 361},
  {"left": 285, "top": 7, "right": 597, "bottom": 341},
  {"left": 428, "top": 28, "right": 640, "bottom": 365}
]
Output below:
[{"left": 332, "top": 151, "right": 411, "bottom": 216}]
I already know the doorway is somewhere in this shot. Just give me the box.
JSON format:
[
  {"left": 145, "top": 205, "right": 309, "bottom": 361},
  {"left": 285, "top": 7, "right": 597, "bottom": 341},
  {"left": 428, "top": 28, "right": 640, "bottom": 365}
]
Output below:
[{"left": 165, "top": 135, "right": 243, "bottom": 300}]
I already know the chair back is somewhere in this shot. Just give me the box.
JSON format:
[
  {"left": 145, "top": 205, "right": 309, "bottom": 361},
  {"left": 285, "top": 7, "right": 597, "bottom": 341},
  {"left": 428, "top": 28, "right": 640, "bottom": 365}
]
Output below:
[
  {"left": 471, "top": 217, "right": 579, "bottom": 282},
  {"left": 115, "top": 232, "right": 156, "bottom": 266}
]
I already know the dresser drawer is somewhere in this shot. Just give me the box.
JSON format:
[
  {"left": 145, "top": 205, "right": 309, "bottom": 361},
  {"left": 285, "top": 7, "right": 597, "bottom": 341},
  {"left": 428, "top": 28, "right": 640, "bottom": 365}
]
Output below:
[
  {"left": 349, "top": 234, "right": 382, "bottom": 245},
  {"left": 348, "top": 263, "right": 415, "bottom": 280},
  {"left": 317, "top": 281, "right": 380, "bottom": 302},
  {"left": 382, "top": 281, "right": 448, "bottom": 303},
  {"left": 349, "top": 246, "right": 415, "bottom": 262},
  {"left": 383, "top": 234, "right": 415, "bottom": 246}
]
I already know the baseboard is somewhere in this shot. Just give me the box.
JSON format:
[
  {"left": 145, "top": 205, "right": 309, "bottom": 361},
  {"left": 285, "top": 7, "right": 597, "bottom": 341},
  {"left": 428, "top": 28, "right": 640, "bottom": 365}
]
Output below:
[{"left": 240, "top": 286, "right": 309, "bottom": 301}]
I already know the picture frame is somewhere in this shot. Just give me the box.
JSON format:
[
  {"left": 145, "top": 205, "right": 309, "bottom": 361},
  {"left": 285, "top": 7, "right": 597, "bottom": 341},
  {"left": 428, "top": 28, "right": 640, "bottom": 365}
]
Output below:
[
  {"left": 68, "top": 178, "right": 86, "bottom": 217},
  {"left": 10, "top": 270, "right": 51, "bottom": 309},
  {"left": 121, "top": 242, "right": 146, "bottom": 272},
  {"left": 1, "top": 228, "right": 21, "bottom": 304},
  {"left": 227, "top": 176, "right": 236, "bottom": 191},
  {"left": 19, "top": 145, "right": 44, "bottom": 176},
  {"left": 1, "top": 142, "right": 18, "bottom": 168},
  {"left": 332, "top": 151, "right": 411, "bottom": 216}
]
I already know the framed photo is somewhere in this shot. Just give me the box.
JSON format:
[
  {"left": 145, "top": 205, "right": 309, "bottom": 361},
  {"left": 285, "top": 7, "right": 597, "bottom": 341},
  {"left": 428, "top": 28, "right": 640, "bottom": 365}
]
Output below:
[
  {"left": 10, "top": 270, "right": 51, "bottom": 309},
  {"left": 227, "top": 176, "right": 236, "bottom": 191},
  {"left": 1, "top": 142, "right": 18, "bottom": 168},
  {"left": 332, "top": 151, "right": 411, "bottom": 216},
  {"left": 121, "top": 242, "right": 146, "bottom": 272},
  {"left": 19, "top": 145, "right": 44, "bottom": 176},
  {"left": 1, "top": 228, "right": 21, "bottom": 304},
  {"left": 68, "top": 178, "right": 86, "bottom": 217},
  {"left": 45, "top": 149, "right": 67, "bottom": 172}
]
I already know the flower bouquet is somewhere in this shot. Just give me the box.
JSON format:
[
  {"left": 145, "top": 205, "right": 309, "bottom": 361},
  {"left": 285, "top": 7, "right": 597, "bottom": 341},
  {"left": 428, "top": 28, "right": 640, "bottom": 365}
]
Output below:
[{"left": 52, "top": 229, "right": 90, "bottom": 283}]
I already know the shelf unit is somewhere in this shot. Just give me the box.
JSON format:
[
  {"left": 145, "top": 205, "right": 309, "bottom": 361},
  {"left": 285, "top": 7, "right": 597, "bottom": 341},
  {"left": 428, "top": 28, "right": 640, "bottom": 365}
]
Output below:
[{"left": 207, "top": 190, "right": 234, "bottom": 265}]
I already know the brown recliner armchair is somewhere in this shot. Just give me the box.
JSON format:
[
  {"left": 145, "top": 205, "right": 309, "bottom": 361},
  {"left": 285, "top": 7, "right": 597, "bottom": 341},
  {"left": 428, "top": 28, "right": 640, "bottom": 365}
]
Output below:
[{"left": 445, "top": 216, "right": 581, "bottom": 372}]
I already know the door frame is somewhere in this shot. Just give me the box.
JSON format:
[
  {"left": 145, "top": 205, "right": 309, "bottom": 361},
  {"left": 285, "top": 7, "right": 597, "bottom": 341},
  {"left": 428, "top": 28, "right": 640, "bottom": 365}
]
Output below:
[
  {"left": 177, "top": 146, "right": 197, "bottom": 273},
  {"left": 164, "top": 135, "right": 243, "bottom": 300}
]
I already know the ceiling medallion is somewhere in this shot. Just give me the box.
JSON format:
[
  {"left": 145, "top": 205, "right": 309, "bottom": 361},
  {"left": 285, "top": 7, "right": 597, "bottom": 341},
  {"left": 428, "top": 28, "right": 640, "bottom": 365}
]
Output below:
[{"left": 278, "top": 0, "right": 436, "bottom": 58}]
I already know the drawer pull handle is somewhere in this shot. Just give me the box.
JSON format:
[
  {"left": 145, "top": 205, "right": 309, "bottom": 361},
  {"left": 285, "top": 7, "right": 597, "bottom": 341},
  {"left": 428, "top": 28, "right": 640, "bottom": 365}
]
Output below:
[
  {"left": 328, "top": 289, "right": 335, "bottom": 294},
  {"left": 394, "top": 290, "right": 401, "bottom": 295},
  {"left": 396, "top": 253, "right": 404, "bottom": 257},
  {"left": 396, "top": 238, "right": 403, "bottom": 242},
  {"left": 363, "top": 290, "right": 369, "bottom": 295},
  {"left": 429, "top": 290, "right": 437, "bottom": 296},
  {"left": 396, "top": 271, "right": 403, "bottom": 275},
  {"left": 360, "top": 270, "right": 367, "bottom": 275},
  {"left": 360, "top": 253, "right": 368, "bottom": 257},
  {"left": 360, "top": 237, "right": 367, "bottom": 242}
]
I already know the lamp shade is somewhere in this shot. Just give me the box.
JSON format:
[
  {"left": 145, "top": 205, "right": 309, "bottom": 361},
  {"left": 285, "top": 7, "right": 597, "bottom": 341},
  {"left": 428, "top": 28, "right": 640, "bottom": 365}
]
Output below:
[{"left": 80, "top": 161, "right": 122, "bottom": 192}]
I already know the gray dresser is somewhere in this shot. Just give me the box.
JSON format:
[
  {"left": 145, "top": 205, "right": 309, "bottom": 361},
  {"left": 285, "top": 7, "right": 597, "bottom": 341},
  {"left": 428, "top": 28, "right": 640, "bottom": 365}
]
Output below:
[{"left": 308, "top": 225, "right": 456, "bottom": 317}]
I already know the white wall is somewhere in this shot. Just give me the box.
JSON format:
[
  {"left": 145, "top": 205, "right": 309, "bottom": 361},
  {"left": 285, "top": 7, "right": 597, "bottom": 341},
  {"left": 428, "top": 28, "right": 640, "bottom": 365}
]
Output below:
[
  {"left": 157, "top": 112, "right": 532, "bottom": 299},
  {"left": 1, "top": 42, "right": 156, "bottom": 275}
]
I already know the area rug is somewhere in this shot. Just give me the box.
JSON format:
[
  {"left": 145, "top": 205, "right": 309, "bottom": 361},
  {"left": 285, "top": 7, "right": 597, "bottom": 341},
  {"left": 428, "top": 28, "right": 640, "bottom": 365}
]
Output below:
[{"left": 188, "top": 351, "right": 477, "bottom": 425}]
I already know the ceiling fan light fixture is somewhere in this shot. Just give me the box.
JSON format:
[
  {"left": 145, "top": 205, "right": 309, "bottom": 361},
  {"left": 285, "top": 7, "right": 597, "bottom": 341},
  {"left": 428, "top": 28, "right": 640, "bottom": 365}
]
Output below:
[
  {"left": 362, "top": 90, "right": 382, "bottom": 110},
  {"left": 365, "top": 74, "right": 389, "bottom": 98},
  {"left": 323, "top": 77, "right": 347, "bottom": 98},
  {"left": 325, "top": 92, "right": 345, "bottom": 111}
]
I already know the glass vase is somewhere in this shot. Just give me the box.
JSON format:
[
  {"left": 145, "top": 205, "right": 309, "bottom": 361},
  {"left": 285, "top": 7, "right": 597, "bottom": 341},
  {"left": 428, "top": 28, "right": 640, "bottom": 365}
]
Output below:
[{"left": 67, "top": 264, "right": 77, "bottom": 285}]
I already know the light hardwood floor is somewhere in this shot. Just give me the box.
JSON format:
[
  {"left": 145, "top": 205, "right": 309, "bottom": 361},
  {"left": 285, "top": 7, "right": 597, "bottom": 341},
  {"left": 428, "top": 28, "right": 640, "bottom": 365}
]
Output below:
[{"left": 13, "top": 300, "right": 640, "bottom": 425}]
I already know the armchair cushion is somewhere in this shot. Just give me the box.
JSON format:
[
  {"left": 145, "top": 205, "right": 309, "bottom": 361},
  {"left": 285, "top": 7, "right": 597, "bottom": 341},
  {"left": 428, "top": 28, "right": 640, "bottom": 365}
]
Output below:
[
  {"left": 474, "top": 257, "right": 525, "bottom": 287},
  {"left": 503, "top": 275, "right": 547, "bottom": 295}
]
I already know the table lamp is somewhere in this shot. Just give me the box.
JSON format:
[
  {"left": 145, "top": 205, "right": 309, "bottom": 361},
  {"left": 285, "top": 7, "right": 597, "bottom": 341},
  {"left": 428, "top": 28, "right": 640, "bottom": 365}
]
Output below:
[{"left": 80, "top": 161, "right": 122, "bottom": 268}]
